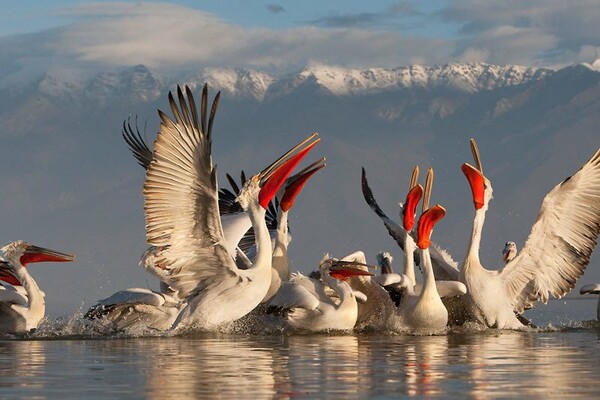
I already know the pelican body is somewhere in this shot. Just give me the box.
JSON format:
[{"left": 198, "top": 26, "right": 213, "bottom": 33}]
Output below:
[
  {"left": 460, "top": 140, "right": 600, "bottom": 329},
  {"left": 141, "top": 85, "right": 320, "bottom": 331},
  {"left": 267, "top": 256, "right": 373, "bottom": 332},
  {"left": 0, "top": 241, "right": 74, "bottom": 334}
]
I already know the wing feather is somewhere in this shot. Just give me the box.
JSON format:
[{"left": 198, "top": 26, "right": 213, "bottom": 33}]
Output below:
[
  {"left": 122, "top": 116, "right": 153, "bottom": 169},
  {"left": 144, "top": 85, "right": 239, "bottom": 299},
  {"left": 268, "top": 273, "right": 324, "bottom": 310},
  {"left": 501, "top": 147, "right": 600, "bottom": 312}
]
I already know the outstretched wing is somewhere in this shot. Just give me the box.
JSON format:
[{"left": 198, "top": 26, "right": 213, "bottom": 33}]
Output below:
[
  {"left": 501, "top": 147, "right": 600, "bottom": 312},
  {"left": 122, "top": 115, "right": 153, "bottom": 169},
  {"left": 144, "top": 84, "right": 240, "bottom": 298},
  {"left": 361, "top": 167, "right": 407, "bottom": 248}
]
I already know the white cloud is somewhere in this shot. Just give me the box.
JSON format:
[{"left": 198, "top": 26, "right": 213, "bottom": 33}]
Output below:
[
  {"left": 442, "top": 0, "right": 600, "bottom": 66},
  {"left": 1, "top": 1, "right": 600, "bottom": 75},
  {"left": 2, "top": 2, "right": 455, "bottom": 73}
]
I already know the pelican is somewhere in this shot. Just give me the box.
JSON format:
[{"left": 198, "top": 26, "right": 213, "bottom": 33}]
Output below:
[
  {"left": 579, "top": 283, "right": 600, "bottom": 320},
  {"left": 388, "top": 169, "right": 465, "bottom": 335},
  {"left": 145, "top": 85, "right": 320, "bottom": 331},
  {"left": 329, "top": 250, "right": 402, "bottom": 331},
  {"left": 502, "top": 241, "right": 518, "bottom": 264},
  {"left": 267, "top": 256, "right": 374, "bottom": 332},
  {"left": 85, "top": 287, "right": 182, "bottom": 333},
  {"left": 361, "top": 167, "right": 461, "bottom": 283},
  {"left": 460, "top": 139, "right": 600, "bottom": 329},
  {"left": 84, "top": 247, "right": 182, "bottom": 333},
  {"left": 362, "top": 166, "right": 466, "bottom": 311},
  {"left": 0, "top": 241, "right": 74, "bottom": 334}
]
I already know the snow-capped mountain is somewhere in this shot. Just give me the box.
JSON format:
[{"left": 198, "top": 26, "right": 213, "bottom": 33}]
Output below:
[
  {"left": 0, "top": 62, "right": 555, "bottom": 105},
  {"left": 266, "top": 63, "right": 552, "bottom": 97}
]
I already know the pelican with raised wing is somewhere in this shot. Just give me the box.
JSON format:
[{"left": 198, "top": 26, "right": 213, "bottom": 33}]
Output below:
[
  {"left": 0, "top": 241, "right": 74, "bottom": 335},
  {"left": 144, "top": 85, "right": 320, "bottom": 331},
  {"left": 460, "top": 139, "right": 600, "bottom": 329}
]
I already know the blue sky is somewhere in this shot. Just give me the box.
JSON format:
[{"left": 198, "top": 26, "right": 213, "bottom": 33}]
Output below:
[{"left": 1, "top": 1, "right": 599, "bottom": 75}]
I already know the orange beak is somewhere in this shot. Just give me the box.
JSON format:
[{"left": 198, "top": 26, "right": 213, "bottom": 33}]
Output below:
[
  {"left": 461, "top": 163, "right": 485, "bottom": 210},
  {"left": 258, "top": 134, "right": 320, "bottom": 209},
  {"left": 402, "top": 184, "right": 424, "bottom": 231},
  {"left": 19, "top": 244, "right": 75, "bottom": 266},
  {"left": 279, "top": 158, "right": 326, "bottom": 212},
  {"left": 416, "top": 205, "right": 446, "bottom": 249},
  {"left": 329, "top": 267, "right": 374, "bottom": 280}
]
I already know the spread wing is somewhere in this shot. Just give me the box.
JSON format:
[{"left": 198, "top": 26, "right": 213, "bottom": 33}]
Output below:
[
  {"left": 500, "top": 148, "right": 600, "bottom": 312},
  {"left": 144, "top": 84, "right": 243, "bottom": 299},
  {"left": 122, "top": 116, "right": 153, "bottom": 169},
  {"left": 361, "top": 167, "right": 406, "bottom": 248}
]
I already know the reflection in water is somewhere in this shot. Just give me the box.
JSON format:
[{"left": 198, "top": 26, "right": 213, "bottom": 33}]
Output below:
[
  {"left": 0, "top": 341, "right": 46, "bottom": 391},
  {"left": 0, "top": 328, "right": 599, "bottom": 398},
  {"left": 144, "top": 337, "right": 277, "bottom": 399}
]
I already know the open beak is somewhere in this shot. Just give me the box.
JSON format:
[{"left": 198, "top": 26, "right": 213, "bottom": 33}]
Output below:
[
  {"left": 258, "top": 133, "right": 320, "bottom": 209},
  {"left": 402, "top": 184, "right": 424, "bottom": 231},
  {"left": 328, "top": 260, "right": 376, "bottom": 280},
  {"left": 0, "top": 261, "right": 20, "bottom": 286},
  {"left": 20, "top": 244, "right": 76, "bottom": 266},
  {"left": 416, "top": 205, "right": 446, "bottom": 249},
  {"left": 279, "top": 157, "right": 326, "bottom": 212},
  {"left": 461, "top": 163, "right": 485, "bottom": 210}
]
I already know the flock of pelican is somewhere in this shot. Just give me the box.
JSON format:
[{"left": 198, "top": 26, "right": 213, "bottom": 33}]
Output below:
[{"left": 1, "top": 84, "right": 600, "bottom": 336}]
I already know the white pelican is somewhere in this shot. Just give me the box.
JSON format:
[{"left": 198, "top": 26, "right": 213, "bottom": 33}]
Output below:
[
  {"left": 0, "top": 241, "right": 74, "bottom": 334},
  {"left": 331, "top": 250, "right": 401, "bottom": 330},
  {"left": 388, "top": 169, "right": 465, "bottom": 335},
  {"left": 84, "top": 247, "right": 182, "bottom": 333},
  {"left": 579, "top": 283, "right": 600, "bottom": 320},
  {"left": 267, "top": 255, "right": 374, "bottom": 332},
  {"left": 502, "top": 241, "right": 518, "bottom": 264},
  {"left": 145, "top": 85, "right": 320, "bottom": 331},
  {"left": 85, "top": 287, "right": 182, "bottom": 333},
  {"left": 362, "top": 166, "right": 466, "bottom": 325},
  {"left": 361, "top": 168, "right": 461, "bottom": 283},
  {"left": 460, "top": 139, "right": 600, "bottom": 329}
]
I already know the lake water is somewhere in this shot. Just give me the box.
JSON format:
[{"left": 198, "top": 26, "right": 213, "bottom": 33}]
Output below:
[{"left": 1, "top": 298, "right": 599, "bottom": 399}]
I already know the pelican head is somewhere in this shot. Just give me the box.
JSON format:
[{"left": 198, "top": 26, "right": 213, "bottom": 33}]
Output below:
[
  {"left": 320, "top": 258, "right": 375, "bottom": 281},
  {"left": 237, "top": 133, "right": 320, "bottom": 211},
  {"left": 376, "top": 252, "right": 394, "bottom": 274},
  {"left": 461, "top": 138, "right": 493, "bottom": 211},
  {"left": 1, "top": 240, "right": 75, "bottom": 267},
  {"left": 502, "top": 241, "right": 518, "bottom": 263}
]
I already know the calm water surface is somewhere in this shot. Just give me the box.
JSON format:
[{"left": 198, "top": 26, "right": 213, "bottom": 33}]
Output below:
[{"left": 0, "top": 299, "right": 599, "bottom": 399}]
